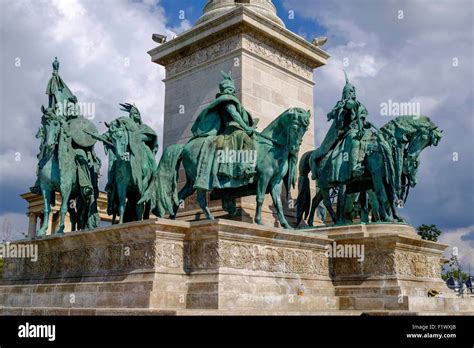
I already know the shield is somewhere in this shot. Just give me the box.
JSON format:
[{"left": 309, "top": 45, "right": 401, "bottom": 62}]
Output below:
[{"left": 68, "top": 117, "right": 98, "bottom": 147}]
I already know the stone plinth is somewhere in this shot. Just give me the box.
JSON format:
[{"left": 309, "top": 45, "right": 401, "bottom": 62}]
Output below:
[
  {"left": 0, "top": 219, "right": 337, "bottom": 312},
  {"left": 316, "top": 223, "right": 472, "bottom": 312},
  {"left": 1, "top": 220, "right": 472, "bottom": 315},
  {"left": 148, "top": 4, "right": 329, "bottom": 226},
  {"left": 184, "top": 219, "right": 337, "bottom": 310},
  {"left": 21, "top": 191, "right": 111, "bottom": 237}
]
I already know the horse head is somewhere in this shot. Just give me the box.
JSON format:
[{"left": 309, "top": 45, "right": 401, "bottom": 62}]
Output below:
[
  {"left": 42, "top": 107, "right": 62, "bottom": 149},
  {"left": 403, "top": 117, "right": 443, "bottom": 187},
  {"left": 287, "top": 108, "right": 311, "bottom": 155},
  {"left": 262, "top": 107, "right": 310, "bottom": 154}
]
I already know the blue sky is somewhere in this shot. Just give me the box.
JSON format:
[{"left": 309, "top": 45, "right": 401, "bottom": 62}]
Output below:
[{"left": 0, "top": 0, "right": 473, "bottom": 267}]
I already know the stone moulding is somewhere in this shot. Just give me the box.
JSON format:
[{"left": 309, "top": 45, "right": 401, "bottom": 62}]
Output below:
[
  {"left": 149, "top": 6, "right": 328, "bottom": 78},
  {"left": 0, "top": 219, "right": 472, "bottom": 314},
  {"left": 164, "top": 31, "right": 314, "bottom": 82}
]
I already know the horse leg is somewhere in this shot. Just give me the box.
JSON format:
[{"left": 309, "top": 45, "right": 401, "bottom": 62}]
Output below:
[
  {"left": 255, "top": 175, "right": 271, "bottom": 225},
  {"left": 387, "top": 187, "right": 405, "bottom": 223},
  {"left": 370, "top": 170, "right": 392, "bottom": 222},
  {"left": 143, "top": 202, "right": 151, "bottom": 220},
  {"left": 336, "top": 186, "right": 347, "bottom": 224},
  {"left": 136, "top": 200, "right": 144, "bottom": 221},
  {"left": 360, "top": 190, "right": 369, "bottom": 223},
  {"left": 37, "top": 187, "right": 51, "bottom": 236},
  {"left": 308, "top": 191, "right": 323, "bottom": 227},
  {"left": 367, "top": 190, "right": 380, "bottom": 222},
  {"left": 56, "top": 189, "right": 71, "bottom": 235},
  {"left": 173, "top": 180, "right": 195, "bottom": 218},
  {"left": 117, "top": 185, "right": 127, "bottom": 224},
  {"left": 67, "top": 199, "right": 77, "bottom": 232},
  {"left": 197, "top": 189, "right": 213, "bottom": 220},
  {"left": 56, "top": 182, "right": 73, "bottom": 234},
  {"left": 222, "top": 197, "right": 239, "bottom": 216},
  {"left": 389, "top": 201, "right": 404, "bottom": 222},
  {"left": 269, "top": 180, "right": 291, "bottom": 229},
  {"left": 322, "top": 188, "right": 337, "bottom": 223}
]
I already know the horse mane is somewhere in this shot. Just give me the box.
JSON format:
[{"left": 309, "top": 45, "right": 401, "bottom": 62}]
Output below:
[
  {"left": 260, "top": 109, "right": 289, "bottom": 141},
  {"left": 382, "top": 115, "right": 433, "bottom": 135},
  {"left": 261, "top": 107, "right": 309, "bottom": 141},
  {"left": 260, "top": 107, "right": 310, "bottom": 196},
  {"left": 378, "top": 115, "right": 437, "bottom": 202}
]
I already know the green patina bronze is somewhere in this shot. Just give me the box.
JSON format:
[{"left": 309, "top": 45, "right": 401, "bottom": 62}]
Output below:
[
  {"left": 31, "top": 58, "right": 101, "bottom": 236},
  {"left": 296, "top": 72, "right": 443, "bottom": 226},
  {"left": 140, "top": 71, "right": 310, "bottom": 229},
  {"left": 30, "top": 60, "right": 441, "bottom": 232},
  {"left": 89, "top": 104, "right": 158, "bottom": 224}
]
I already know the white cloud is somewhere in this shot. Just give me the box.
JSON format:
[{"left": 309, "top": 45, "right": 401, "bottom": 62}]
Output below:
[
  {"left": 409, "top": 96, "right": 442, "bottom": 116},
  {"left": 288, "top": 0, "right": 473, "bottom": 229},
  {"left": 0, "top": 213, "right": 29, "bottom": 241},
  {"left": 0, "top": 0, "right": 182, "bottom": 195},
  {"left": 439, "top": 225, "right": 474, "bottom": 270}
]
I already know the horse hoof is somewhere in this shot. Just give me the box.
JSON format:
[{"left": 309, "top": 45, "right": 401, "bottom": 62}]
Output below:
[
  {"left": 36, "top": 229, "right": 46, "bottom": 237},
  {"left": 229, "top": 209, "right": 242, "bottom": 217},
  {"left": 55, "top": 225, "right": 65, "bottom": 234}
]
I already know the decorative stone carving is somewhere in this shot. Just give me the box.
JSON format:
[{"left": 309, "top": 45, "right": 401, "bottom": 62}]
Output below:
[
  {"left": 242, "top": 34, "right": 313, "bottom": 80},
  {"left": 166, "top": 35, "right": 242, "bottom": 77},
  {"left": 363, "top": 253, "right": 395, "bottom": 276},
  {"left": 394, "top": 250, "right": 441, "bottom": 279},
  {"left": 165, "top": 33, "right": 314, "bottom": 80},
  {"left": 186, "top": 239, "right": 328, "bottom": 275},
  {"left": 155, "top": 241, "right": 184, "bottom": 268}
]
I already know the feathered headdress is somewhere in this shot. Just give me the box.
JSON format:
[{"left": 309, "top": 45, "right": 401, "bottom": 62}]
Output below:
[
  {"left": 218, "top": 70, "right": 235, "bottom": 93},
  {"left": 342, "top": 70, "right": 355, "bottom": 98}
]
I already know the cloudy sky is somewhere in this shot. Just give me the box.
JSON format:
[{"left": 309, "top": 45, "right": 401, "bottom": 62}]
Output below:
[{"left": 0, "top": 0, "right": 473, "bottom": 268}]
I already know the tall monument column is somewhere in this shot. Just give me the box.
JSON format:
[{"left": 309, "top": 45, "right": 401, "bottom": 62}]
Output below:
[{"left": 148, "top": 0, "right": 329, "bottom": 225}]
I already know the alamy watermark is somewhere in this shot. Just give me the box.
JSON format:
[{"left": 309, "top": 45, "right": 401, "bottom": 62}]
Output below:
[
  {"left": 380, "top": 99, "right": 420, "bottom": 117},
  {"left": 0, "top": 242, "right": 38, "bottom": 262},
  {"left": 55, "top": 100, "right": 96, "bottom": 119},
  {"left": 216, "top": 148, "right": 257, "bottom": 167},
  {"left": 325, "top": 242, "right": 365, "bottom": 262}
]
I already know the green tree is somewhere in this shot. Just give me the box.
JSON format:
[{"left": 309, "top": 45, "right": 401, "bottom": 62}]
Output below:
[
  {"left": 417, "top": 224, "right": 442, "bottom": 242},
  {"left": 442, "top": 250, "right": 469, "bottom": 282}
]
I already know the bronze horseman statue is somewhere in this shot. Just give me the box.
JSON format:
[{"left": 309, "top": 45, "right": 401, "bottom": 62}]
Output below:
[
  {"left": 297, "top": 71, "right": 443, "bottom": 226},
  {"left": 31, "top": 58, "right": 101, "bottom": 236}
]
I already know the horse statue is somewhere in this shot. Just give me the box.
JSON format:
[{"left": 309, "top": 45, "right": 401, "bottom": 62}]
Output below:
[
  {"left": 141, "top": 107, "right": 311, "bottom": 229},
  {"left": 32, "top": 58, "right": 101, "bottom": 236},
  {"left": 297, "top": 115, "right": 442, "bottom": 226},
  {"left": 33, "top": 107, "right": 101, "bottom": 235},
  {"left": 90, "top": 104, "right": 158, "bottom": 224}
]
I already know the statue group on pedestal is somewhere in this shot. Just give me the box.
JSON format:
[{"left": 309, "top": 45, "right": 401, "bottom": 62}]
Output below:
[{"left": 31, "top": 59, "right": 442, "bottom": 236}]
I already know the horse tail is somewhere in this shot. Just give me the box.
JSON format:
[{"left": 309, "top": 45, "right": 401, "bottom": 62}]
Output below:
[
  {"left": 296, "top": 150, "right": 313, "bottom": 225},
  {"left": 139, "top": 144, "right": 185, "bottom": 217}
]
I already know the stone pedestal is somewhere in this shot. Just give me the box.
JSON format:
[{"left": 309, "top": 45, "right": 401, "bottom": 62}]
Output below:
[
  {"left": 21, "top": 191, "right": 112, "bottom": 235},
  {"left": 318, "top": 224, "right": 470, "bottom": 312},
  {"left": 148, "top": 2, "right": 329, "bottom": 226},
  {"left": 1, "top": 219, "right": 472, "bottom": 315},
  {"left": 184, "top": 220, "right": 336, "bottom": 310}
]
